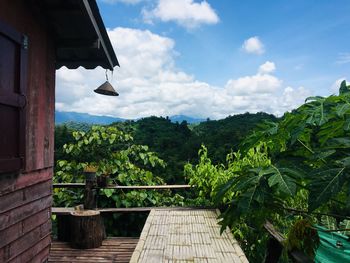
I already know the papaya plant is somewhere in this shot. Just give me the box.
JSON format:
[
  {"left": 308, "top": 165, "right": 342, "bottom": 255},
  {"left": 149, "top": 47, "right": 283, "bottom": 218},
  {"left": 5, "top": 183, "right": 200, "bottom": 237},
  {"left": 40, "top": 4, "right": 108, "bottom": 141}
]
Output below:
[
  {"left": 214, "top": 81, "right": 350, "bottom": 261},
  {"left": 233, "top": 81, "right": 350, "bottom": 212}
]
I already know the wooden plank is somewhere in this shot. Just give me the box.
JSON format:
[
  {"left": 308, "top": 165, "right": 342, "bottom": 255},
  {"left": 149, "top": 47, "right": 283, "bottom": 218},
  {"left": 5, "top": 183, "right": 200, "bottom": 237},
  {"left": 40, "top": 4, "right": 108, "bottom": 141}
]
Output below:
[
  {"left": 264, "top": 220, "right": 285, "bottom": 244},
  {"left": 0, "top": 221, "right": 22, "bottom": 248},
  {"left": 22, "top": 208, "right": 50, "bottom": 236},
  {"left": 5, "top": 226, "right": 51, "bottom": 262},
  {"left": 52, "top": 206, "right": 214, "bottom": 215},
  {"left": 0, "top": 168, "right": 52, "bottom": 195},
  {"left": 0, "top": 189, "right": 23, "bottom": 213},
  {"left": 53, "top": 183, "right": 192, "bottom": 190},
  {"left": 48, "top": 238, "right": 138, "bottom": 263},
  {"left": 0, "top": 180, "right": 51, "bottom": 214},
  {"left": 0, "top": 194, "right": 52, "bottom": 231},
  {"left": 14, "top": 235, "right": 51, "bottom": 263}
]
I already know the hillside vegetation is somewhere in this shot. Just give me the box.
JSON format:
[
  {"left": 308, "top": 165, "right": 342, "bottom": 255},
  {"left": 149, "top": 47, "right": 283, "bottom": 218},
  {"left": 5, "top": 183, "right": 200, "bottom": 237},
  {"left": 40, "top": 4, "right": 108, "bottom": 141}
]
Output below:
[{"left": 55, "top": 112, "right": 276, "bottom": 183}]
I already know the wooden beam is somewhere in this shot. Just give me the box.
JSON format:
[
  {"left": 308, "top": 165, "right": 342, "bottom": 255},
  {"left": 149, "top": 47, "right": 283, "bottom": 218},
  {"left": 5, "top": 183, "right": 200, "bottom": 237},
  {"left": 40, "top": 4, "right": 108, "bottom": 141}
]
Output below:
[
  {"left": 56, "top": 38, "right": 100, "bottom": 49},
  {"left": 264, "top": 220, "right": 285, "bottom": 243},
  {"left": 52, "top": 206, "right": 213, "bottom": 215},
  {"left": 53, "top": 183, "right": 85, "bottom": 188},
  {"left": 109, "top": 185, "right": 193, "bottom": 190},
  {"left": 82, "top": 0, "right": 114, "bottom": 70},
  {"left": 263, "top": 220, "right": 314, "bottom": 263},
  {"left": 52, "top": 183, "right": 193, "bottom": 190}
]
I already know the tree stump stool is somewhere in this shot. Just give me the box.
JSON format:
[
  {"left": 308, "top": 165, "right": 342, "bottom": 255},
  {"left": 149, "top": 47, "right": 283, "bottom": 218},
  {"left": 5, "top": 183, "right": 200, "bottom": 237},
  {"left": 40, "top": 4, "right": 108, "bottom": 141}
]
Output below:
[{"left": 70, "top": 210, "right": 105, "bottom": 249}]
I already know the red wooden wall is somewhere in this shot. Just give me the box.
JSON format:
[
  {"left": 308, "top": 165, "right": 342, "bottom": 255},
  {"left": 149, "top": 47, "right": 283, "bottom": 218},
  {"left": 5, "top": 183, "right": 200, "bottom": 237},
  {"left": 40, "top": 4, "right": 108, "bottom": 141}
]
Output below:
[{"left": 0, "top": 0, "right": 55, "bottom": 262}]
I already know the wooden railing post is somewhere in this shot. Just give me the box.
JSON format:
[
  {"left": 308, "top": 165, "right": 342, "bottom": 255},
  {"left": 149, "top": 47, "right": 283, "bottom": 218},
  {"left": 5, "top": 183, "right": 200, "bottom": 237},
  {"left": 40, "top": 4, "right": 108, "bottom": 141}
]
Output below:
[
  {"left": 263, "top": 221, "right": 314, "bottom": 263},
  {"left": 84, "top": 175, "right": 97, "bottom": 209}
]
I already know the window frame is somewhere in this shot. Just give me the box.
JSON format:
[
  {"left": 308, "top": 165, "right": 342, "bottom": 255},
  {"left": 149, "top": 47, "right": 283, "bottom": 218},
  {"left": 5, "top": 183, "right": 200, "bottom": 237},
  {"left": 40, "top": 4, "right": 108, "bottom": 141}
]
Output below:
[{"left": 0, "top": 20, "right": 27, "bottom": 173}]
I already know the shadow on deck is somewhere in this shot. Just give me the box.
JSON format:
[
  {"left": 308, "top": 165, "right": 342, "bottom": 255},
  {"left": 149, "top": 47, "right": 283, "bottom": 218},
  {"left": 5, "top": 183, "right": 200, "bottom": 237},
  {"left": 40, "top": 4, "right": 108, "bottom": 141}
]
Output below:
[{"left": 48, "top": 237, "right": 138, "bottom": 263}]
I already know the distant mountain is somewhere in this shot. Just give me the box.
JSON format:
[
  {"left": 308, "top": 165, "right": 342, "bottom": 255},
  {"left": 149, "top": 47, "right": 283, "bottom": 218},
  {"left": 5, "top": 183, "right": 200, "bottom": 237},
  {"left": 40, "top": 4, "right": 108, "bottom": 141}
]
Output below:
[
  {"left": 55, "top": 111, "right": 205, "bottom": 125},
  {"left": 169, "top": 115, "right": 205, "bottom": 124},
  {"left": 55, "top": 111, "right": 126, "bottom": 125}
]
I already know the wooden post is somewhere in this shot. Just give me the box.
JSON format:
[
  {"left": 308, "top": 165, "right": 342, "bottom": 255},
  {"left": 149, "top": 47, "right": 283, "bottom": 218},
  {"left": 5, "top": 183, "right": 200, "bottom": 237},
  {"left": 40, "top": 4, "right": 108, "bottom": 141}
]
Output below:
[
  {"left": 70, "top": 210, "right": 105, "bottom": 249},
  {"left": 84, "top": 173, "right": 97, "bottom": 209},
  {"left": 264, "top": 220, "right": 314, "bottom": 263},
  {"left": 264, "top": 237, "right": 283, "bottom": 263}
]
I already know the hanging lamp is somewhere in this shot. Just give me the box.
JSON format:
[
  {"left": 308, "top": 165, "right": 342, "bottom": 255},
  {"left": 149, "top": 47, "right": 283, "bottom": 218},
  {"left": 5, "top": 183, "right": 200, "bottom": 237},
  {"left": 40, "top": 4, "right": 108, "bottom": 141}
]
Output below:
[{"left": 94, "top": 70, "right": 119, "bottom": 96}]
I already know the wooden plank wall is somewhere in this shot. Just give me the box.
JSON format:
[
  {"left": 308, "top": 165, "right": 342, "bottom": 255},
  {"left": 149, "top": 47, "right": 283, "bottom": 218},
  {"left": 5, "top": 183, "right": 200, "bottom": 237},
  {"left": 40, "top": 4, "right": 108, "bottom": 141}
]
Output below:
[
  {"left": 0, "top": 0, "right": 56, "bottom": 262},
  {"left": 0, "top": 170, "right": 52, "bottom": 263}
]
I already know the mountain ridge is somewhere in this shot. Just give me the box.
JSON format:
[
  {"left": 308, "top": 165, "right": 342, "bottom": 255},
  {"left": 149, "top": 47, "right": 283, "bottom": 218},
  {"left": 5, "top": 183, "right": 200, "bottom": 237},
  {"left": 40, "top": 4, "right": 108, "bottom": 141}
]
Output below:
[{"left": 55, "top": 111, "right": 205, "bottom": 124}]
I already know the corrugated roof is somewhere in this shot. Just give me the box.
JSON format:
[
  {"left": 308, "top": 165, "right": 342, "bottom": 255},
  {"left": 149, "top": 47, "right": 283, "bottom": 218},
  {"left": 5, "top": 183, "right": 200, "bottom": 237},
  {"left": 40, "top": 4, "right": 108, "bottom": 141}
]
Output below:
[{"left": 35, "top": 0, "right": 119, "bottom": 70}]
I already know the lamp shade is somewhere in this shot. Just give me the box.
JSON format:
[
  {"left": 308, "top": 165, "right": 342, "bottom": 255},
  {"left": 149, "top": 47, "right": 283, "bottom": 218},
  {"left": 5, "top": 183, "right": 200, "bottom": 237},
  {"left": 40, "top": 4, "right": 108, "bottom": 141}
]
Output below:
[{"left": 94, "top": 81, "right": 119, "bottom": 96}]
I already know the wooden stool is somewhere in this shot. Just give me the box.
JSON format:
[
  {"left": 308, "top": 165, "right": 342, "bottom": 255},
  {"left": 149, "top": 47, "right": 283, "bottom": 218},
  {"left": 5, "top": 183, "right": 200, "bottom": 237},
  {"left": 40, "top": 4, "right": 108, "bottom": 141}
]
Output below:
[{"left": 70, "top": 210, "right": 105, "bottom": 249}]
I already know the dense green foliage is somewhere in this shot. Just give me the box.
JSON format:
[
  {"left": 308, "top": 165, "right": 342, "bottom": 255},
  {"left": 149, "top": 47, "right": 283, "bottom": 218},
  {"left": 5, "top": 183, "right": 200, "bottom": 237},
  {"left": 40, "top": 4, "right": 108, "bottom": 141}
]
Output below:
[
  {"left": 187, "top": 81, "right": 350, "bottom": 261},
  {"left": 132, "top": 117, "right": 199, "bottom": 184},
  {"left": 192, "top": 112, "right": 277, "bottom": 163},
  {"left": 54, "top": 126, "right": 185, "bottom": 208},
  {"left": 55, "top": 112, "right": 275, "bottom": 184}
]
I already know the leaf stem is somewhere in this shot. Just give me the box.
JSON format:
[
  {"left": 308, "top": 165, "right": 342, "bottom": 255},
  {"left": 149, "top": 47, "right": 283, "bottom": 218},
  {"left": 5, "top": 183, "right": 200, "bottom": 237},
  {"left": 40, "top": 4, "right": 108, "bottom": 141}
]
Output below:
[
  {"left": 297, "top": 139, "right": 314, "bottom": 154},
  {"left": 297, "top": 139, "right": 327, "bottom": 164}
]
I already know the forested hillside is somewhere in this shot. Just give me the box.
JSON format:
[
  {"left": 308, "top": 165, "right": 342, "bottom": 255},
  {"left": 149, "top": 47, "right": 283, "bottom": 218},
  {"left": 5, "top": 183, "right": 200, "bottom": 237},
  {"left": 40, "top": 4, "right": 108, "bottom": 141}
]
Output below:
[
  {"left": 191, "top": 112, "right": 277, "bottom": 163},
  {"left": 55, "top": 112, "right": 276, "bottom": 183}
]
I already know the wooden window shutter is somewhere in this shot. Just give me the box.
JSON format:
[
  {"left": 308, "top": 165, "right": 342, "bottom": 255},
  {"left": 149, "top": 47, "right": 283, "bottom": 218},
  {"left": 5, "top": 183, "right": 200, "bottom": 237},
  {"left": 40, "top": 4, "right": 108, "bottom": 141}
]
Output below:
[{"left": 0, "top": 20, "right": 27, "bottom": 173}]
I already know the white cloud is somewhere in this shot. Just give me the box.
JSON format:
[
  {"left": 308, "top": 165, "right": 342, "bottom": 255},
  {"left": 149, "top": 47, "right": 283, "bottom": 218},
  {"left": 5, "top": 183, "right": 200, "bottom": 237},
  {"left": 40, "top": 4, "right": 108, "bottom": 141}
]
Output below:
[
  {"left": 108, "top": 27, "right": 175, "bottom": 78},
  {"left": 56, "top": 68, "right": 85, "bottom": 82},
  {"left": 100, "top": 0, "right": 143, "bottom": 4},
  {"left": 56, "top": 28, "right": 312, "bottom": 119},
  {"left": 258, "top": 61, "right": 275, "bottom": 74},
  {"left": 242, "top": 36, "right": 265, "bottom": 55},
  {"left": 225, "top": 74, "right": 281, "bottom": 96},
  {"left": 142, "top": 0, "right": 219, "bottom": 29},
  {"left": 280, "top": 86, "right": 311, "bottom": 112},
  {"left": 336, "top": 53, "right": 350, "bottom": 64}
]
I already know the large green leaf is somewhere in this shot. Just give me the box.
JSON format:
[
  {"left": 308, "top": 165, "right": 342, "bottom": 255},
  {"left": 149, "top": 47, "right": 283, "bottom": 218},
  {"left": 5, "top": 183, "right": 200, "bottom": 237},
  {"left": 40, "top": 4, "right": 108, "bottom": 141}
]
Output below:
[
  {"left": 308, "top": 167, "right": 346, "bottom": 211},
  {"left": 215, "top": 177, "right": 237, "bottom": 203},
  {"left": 339, "top": 80, "right": 350, "bottom": 95},
  {"left": 266, "top": 166, "right": 297, "bottom": 196},
  {"left": 335, "top": 103, "right": 350, "bottom": 117},
  {"left": 310, "top": 149, "right": 336, "bottom": 161},
  {"left": 338, "top": 156, "right": 350, "bottom": 167},
  {"left": 340, "top": 219, "right": 350, "bottom": 235},
  {"left": 237, "top": 182, "right": 264, "bottom": 213},
  {"left": 317, "top": 120, "right": 345, "bottom": 145},
  {"left": 326, "top": 138, "right": 350, "bottom": 148},
  {"left": 344, "top": 118, "right": 350, "bottom": 131}
]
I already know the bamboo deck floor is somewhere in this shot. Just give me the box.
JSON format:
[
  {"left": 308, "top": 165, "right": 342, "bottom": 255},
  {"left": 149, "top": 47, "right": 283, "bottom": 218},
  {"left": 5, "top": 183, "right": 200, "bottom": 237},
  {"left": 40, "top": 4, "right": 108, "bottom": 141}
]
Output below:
[
  {"left": 48, "top": 237, "right": 138, "bottom": 263},
  {"left": 130, "top": 209, "right": 249, "bottom": 263}
]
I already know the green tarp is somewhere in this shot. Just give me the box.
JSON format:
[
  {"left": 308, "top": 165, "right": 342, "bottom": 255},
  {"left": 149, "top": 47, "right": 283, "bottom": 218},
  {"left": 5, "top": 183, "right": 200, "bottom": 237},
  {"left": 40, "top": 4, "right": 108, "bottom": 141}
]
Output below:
[{"left": 315, "top": 225, "right": 350, "bottom": 263}]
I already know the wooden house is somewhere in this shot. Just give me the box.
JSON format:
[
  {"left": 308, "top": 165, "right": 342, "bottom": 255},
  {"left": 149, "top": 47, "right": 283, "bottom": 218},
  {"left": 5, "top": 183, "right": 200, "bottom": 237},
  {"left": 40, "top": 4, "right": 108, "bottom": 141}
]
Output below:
[{"left": 0, "top": 0, "right": 118, "bottom": 262}]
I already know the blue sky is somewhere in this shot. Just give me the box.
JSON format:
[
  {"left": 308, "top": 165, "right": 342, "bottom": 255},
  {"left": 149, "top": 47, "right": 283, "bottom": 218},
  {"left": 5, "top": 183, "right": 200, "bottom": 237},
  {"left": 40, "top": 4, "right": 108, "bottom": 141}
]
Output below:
[{"left": 56, "top": 0, "right": 350, "bottom": 119}]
